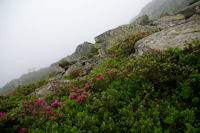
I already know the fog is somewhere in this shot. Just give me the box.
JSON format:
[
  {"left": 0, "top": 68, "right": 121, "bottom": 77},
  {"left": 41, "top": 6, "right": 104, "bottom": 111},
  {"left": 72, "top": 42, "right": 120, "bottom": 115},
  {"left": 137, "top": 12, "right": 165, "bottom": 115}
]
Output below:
[{"left": 0, "top": 0, "right": 151, "bottom": 87}]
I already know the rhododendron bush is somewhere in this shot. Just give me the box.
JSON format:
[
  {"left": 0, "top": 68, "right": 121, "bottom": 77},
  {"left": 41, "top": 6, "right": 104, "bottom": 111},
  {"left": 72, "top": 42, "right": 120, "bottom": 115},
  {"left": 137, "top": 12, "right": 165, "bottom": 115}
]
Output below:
[{"left": 0, "top": 34, "right": 200, "bottom": 132}]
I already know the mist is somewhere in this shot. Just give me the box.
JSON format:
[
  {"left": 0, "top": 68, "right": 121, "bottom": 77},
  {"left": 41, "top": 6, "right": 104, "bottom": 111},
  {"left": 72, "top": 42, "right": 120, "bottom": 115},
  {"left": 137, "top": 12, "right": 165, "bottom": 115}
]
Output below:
[{"left": 0, "top": 0, "right": 151, "bottom": 88}]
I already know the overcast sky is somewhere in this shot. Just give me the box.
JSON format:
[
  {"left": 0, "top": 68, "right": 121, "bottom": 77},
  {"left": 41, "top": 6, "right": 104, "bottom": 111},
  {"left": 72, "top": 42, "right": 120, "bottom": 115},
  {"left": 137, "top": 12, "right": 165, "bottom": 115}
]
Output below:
[{"left": 0, "top": 0, "right": 152, "bottom": 87}]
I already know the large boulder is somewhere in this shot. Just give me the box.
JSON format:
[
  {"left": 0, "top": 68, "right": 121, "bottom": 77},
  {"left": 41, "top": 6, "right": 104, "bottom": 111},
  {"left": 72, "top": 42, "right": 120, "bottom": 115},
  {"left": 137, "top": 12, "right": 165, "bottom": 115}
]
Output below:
[
  {"left": 94, "top": 22, "right": 159, "bottom": 55},
  {"left": 58, "top": 58, "right": 72, "bottom": 70},
  {"left": 153, "top": 14, "right": 185, "bottom": 30},
  {"left": 134, "top": 14, "right": 200, "bottom": 56},
  {"left": 70, "top": 42, "right": 95, "bottom": 61},
  {"left": 132, "top": 15, "right": 150, "bottom": 26}
]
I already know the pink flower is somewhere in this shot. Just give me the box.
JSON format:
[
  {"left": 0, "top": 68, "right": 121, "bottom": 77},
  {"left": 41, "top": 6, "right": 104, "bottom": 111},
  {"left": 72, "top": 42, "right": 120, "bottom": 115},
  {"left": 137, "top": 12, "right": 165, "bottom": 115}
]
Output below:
[
  {"left": 22, "top": 100, "right": 25, "bottom": 104},
  {"left": 126, "top": 73, "right": 129, "bottom": 76},
  {"left": 75, "top": 99, "right": 79, "bottom": 102},
  {"left": 54, "top": 99, "right": 59, "bottom": 103},
  {"left": 62, "top": 101, "right": 66, "bottom": 105},
  {"left": 32, "top": 110, "right": 36, "bottom": 114},
  {"left": 11, "top": 117, "right": 14, "bottom": 120},
  {"left": 23, "top": 105, "right": 26, "bottom": 108},
  {"left": 77, "top": 96, "right": 83, "bottom": 101},
  {"left": 74, "top": 87, "right": 78, "bottom": 91},
  {"left": 22, "top": 128, "right": 26, "bottom": 132},
  {"left": 76, "top": 77, "right": 80, "bottom": 80},
  {"left": 77, "top": 88, "right": 84, "bottom": 93},
  {"left": 104, "top": 71, "right": 110, "bottom": 74},
  {"left": 83, "top": 92, "right": 88, "bottom": 95},
  {"left": 41, "top": 115, "right": 44, "bottom": 118},
  {"left": 70, "top": 95, "right": 75, "bottom": 99},
  {"left": 29, "top": 104, "right": 33, "bottom": 110},
  {"left": 49, "top": 116, "right": 51, "bottom": 120},
  {"left": 51, "top": 103, "right": 56, "bottom": 106},
  {"left": 54, "top": 114, "right": 56, "bottom": 117},
  {"left": 45, "top": 106, "right": 51, "bottom": 110},
  {"left": 85, "top": 83, "right": 90, "bottom": 87},
  {"left": 60, "top": 113, "right": 64, "bottom": 116},
  {"left": 57, "top": 102, "right": 62, "bottom": 105},
  {"left": 99, "top": 74, "right": 104, "bottom": 79},
  {"left": 81, "top": 94, "right": 86, "bottom": 98}
]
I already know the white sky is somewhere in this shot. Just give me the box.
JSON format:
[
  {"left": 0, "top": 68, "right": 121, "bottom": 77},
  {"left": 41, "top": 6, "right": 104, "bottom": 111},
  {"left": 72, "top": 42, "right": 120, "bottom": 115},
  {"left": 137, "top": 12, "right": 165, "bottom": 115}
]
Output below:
[{"left": 0, "top": 0, "right": 151, "bottom": 87}]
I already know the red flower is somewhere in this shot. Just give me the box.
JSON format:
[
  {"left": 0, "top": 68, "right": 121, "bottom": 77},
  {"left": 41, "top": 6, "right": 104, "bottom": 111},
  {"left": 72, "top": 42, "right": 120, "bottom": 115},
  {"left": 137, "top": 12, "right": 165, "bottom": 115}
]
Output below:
[
  {"left": 77, "top": 88, "right": 84, "bottom": 93},
  {"left": 22, "top": 128, "right": 26, "bottom": 132},
  {"left": 29, "top": 104, "right": 33, "bottom": 110},
  {"left": 32, "top": 110, "right": 36, "bottom": 114},
  {"left": 85, "top": 83, "right": 90, "bottom": 87}
]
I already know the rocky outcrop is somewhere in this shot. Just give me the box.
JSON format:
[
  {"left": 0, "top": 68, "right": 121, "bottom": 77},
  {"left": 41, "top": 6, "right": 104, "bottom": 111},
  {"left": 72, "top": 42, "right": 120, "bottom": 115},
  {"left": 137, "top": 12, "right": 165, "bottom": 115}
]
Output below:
[
  {"left": 153, "top": 14, "right": 186, "bottom": 30},
  {"left": 94, "top": 16, "right": 159, "bottom": 56},
  {"left": 58, "top": 58, "right": 72, "bottom": 70},
  {"left": 174, "top": 1, "right": 200, "bottom": 18},
  {"left": 131, "top": 0, "right": 195, "bottom": 21},
  {"left": 69, "top": 42, "right": 95, "bottom": 61},
  {"left": 134, "top": 14, "right": 200, "bottom": 56}
]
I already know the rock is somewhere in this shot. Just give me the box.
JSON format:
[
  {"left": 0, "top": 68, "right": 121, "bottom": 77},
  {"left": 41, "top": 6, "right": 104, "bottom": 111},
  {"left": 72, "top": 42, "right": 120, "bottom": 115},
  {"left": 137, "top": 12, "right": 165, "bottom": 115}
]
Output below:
[
  {"left": 153, "top": 14, "right": 185, "bottom": 30},
  {"left": 174, "top": 1, "right": 200, "bottom": 18},
  {"left": 58, "top": 58, "right": 72, "bottom": 70},
  {"left": 94, "top": 22, "right": 159, "bottom": 54},
  {"left": 70, "top": 42, "right": 95, "bottom": 61},
  {"left": 132, "top": 15, "right": 150, "bottom": 26},
  {"left": 130, "top": 0, "right": 194, "bottom": 21},
  {"left": 30, "top": 83, "right": 55, "bottom": 98},
  {"left": 134, "top": 15, "right": 200, "bottom": 56}
]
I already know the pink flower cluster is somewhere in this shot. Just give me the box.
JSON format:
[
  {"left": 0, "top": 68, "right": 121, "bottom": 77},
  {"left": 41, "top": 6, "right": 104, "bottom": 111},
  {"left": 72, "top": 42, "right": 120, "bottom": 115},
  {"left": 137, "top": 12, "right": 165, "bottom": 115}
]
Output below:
[
  {"left": 85, "top": 81, "right": 90, "bottom": 87},
  {"left": 0, "top": 112, "right": 6, "bottom": 119},
  {"left": 69, "top": 87, "right": 89, "bottom": 102},
  {"left": 34, "top": 99, "right": 46, "bottom": 106},
  {"left": 51, "top": 99, "right": 65, "bottom": 106},
  {"left": 94, "top": 73, "right": 105, "bottom": 81},
  {"left": 104, "top": 71, "right": 110, "bottom": 74}
]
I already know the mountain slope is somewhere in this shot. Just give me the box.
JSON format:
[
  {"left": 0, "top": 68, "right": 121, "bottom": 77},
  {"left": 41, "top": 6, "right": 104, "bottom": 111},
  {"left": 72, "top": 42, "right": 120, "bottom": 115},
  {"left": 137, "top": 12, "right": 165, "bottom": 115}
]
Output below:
[{"left": 0, "top": 1, "right": 200, "bottom": 132}]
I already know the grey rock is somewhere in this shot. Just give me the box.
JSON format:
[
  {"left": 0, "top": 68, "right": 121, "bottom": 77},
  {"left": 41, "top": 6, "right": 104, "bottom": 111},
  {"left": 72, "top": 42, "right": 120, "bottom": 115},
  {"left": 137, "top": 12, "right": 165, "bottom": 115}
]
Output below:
[
  {"left": 153, "top": 14, "right": 186, "bottom": 30},
  {"left": 94, "top": 23, "right": 158, "bottom": 55},
  {"left": 134, "top": 15, "right": 200, "bottom": 56},
  {"left": 58, "top": 58, "right": 72, "bottom": 70},
  {"left": 131, "top": 0, "right": 194, "bottom": 21},
  {"left": 70, "top": 42, "right": 95, "bottom": 61},
  {"left": 174, "top": 1, "right": 200, "bottom": 18},
  {"left": 132, "top": 15, "right": 150, "bottom": 26}
]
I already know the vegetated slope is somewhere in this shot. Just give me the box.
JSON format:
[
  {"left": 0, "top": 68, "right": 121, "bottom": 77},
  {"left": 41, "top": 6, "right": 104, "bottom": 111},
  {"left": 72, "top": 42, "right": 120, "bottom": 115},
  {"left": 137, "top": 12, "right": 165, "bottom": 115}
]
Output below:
[
  {"left": 1, "top": 1, "right": 200, "bottom": 132},
  {"left": 0, "top": 67, "right": 57, "bottom": 95},
  {"left": 0, "top": 32, "right": 200, "bottom": 132}
]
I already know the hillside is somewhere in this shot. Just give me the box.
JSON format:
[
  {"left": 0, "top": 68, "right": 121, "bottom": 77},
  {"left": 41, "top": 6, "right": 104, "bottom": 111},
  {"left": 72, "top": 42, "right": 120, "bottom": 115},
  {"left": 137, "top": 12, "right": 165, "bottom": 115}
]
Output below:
[{"left": 0, "top": 1, "right": 200, "bottom": 132}]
